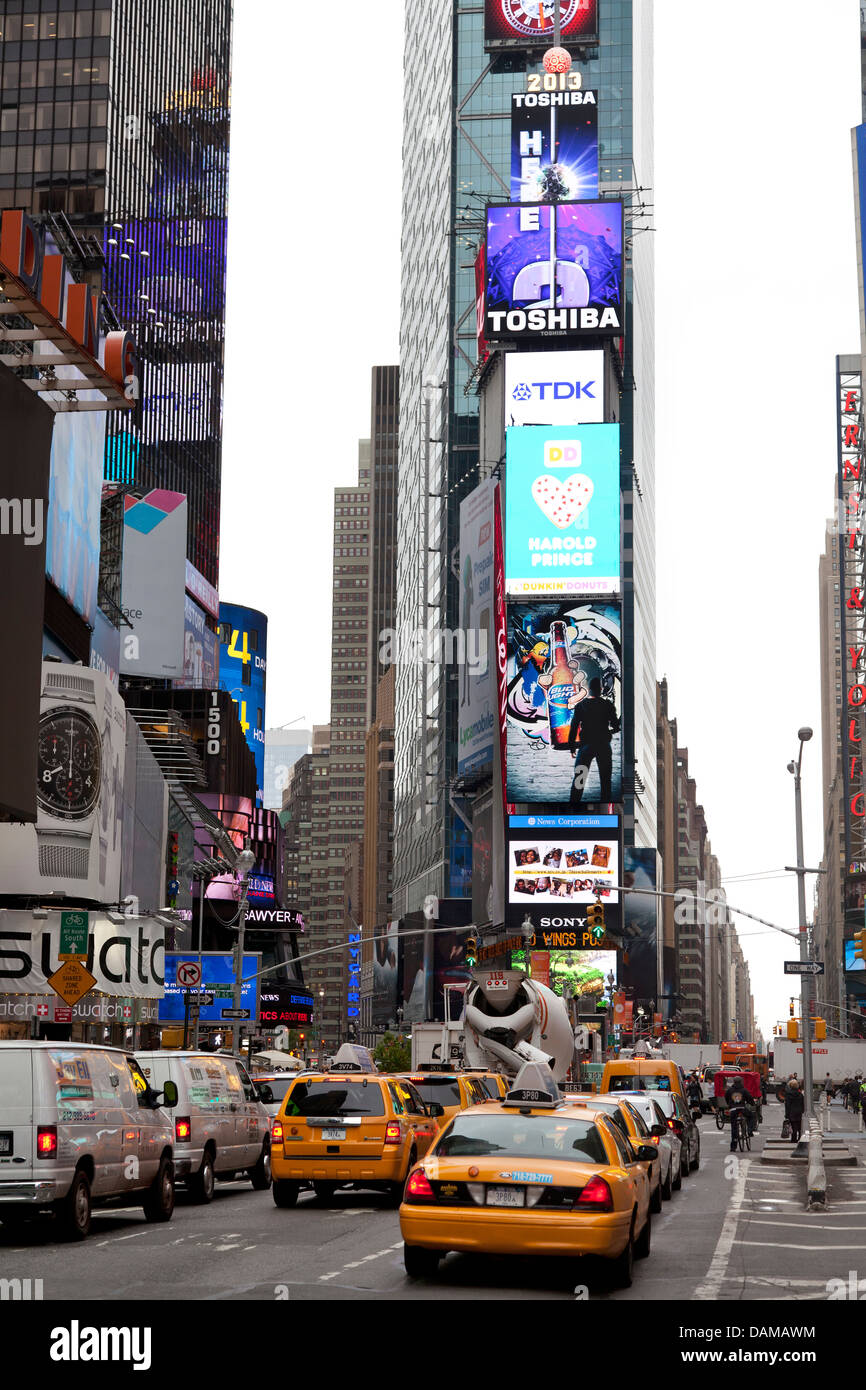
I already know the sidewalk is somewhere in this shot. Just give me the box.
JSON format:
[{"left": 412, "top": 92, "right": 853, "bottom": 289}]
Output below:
[{"left": 822, "top": 1099, "right": 866, "bottom": 1141}]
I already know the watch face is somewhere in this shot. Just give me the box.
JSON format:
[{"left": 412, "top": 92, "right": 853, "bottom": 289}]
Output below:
[
  {"left": 37, "top": 706, "right": 102, "bottom": 820},
  {"left": 487, "top": 0, "right": 597, "bottom": 41},
  {"left": 502, "top": 0, "right": 580, "bottom": 38}
]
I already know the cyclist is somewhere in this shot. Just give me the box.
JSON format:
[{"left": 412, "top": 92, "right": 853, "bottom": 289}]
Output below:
[
  {"left": 784, "top": 1077, "right": 805, "bottom": 1143},
  {"left": 724, "top": 1079, "right": 756, "bottom": 1152}
]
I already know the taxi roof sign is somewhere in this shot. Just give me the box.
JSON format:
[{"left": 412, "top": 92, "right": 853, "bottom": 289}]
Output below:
[
  {"left": 328, "top": 1043, "right": 379, "bottom": 1073},
  {"left": 503, "top": 1062, "right": 561, "bottom": 1109}
]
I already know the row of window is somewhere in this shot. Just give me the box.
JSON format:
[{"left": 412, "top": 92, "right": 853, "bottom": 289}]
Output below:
[
  {"left": 0, "top": 13, "right": 112, "bottom": 42},
  {"left": 1, "top": 55, "right": 109, "bottom": 86},
  {"left": 1, "top": 97, "right": 105, "bottom": 129},
  {"left": 0, "top": 140, "right": 104, "bottom": 171}
]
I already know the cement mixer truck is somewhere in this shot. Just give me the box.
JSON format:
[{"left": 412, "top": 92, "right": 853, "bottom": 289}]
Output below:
[{"left": 462, "top": 968, "right": 575, "bottom": 1083}]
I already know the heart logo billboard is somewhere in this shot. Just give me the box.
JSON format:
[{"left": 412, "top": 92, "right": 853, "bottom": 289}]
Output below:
[{"left": 531, "top": 473, "right": 594, "bottom": 529}]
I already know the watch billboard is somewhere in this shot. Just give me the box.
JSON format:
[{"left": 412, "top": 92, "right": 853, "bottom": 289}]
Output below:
[
  {"left": 485, "top": 201, "right": 623, "bottom": 341},
  {"left": 505, "top": 424, "right": 620, "bottom": 596},
  {"left": 505, "top": 349, "right": 604, "bottom": 428},
  {"left": 505, "top": 599, "right": 621, "bottom": 806},
  {"left": 485, "top": 0, "right": 598, "bottom": 45}
]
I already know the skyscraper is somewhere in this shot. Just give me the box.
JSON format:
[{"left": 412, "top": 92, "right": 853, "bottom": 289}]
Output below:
[
  {"left": 0, "top": 0, "right": 232, "bottom": 588},
  {"left": 395, "top": 1, "right": 656, "bottom": 917}
]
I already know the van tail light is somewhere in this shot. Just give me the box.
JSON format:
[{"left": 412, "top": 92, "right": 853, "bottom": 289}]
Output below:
[
  {"left": 576, "top": 1176, "right": 613, "bottom": 1212},
  {"left": 384, "top": 1122, "right": 402, "bottom": 1146},
  {"left": 404, "top": 1169, "right": 435, "bottom": 1203},
  {"left": 271, "top": 1121, "right": 284, "bottom": 1144},
  {"left": 175, "top": 1116, "right": 191, "bottom": 1143},
  {"left": 37, "top": 1125, "right": 57, "bottom": 1159}
]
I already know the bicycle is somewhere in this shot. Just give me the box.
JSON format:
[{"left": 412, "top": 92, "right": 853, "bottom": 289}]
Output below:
[
  {"left": 714, "top": 1103, "right": 726, "bottom": 1131},
  {"left": 731, "top": 1108, "right": 751, "bottom": 1152}
]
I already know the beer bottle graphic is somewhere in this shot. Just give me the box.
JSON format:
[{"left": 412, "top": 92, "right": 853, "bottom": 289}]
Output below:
[{"left": 544, "top": 621, "right": 581, "bottom": 749}]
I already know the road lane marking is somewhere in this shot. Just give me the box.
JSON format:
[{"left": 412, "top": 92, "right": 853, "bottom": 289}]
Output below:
[
  {"left": 733, "top": 1240, "right": 866, "bottom": 1250},
  {"left": 694, "top": 1157, "right": 750, "bottom": 1300},
  {"left": 215, "top": 1243, "right": 243, "bottom": 1251},
  {"left": 318, "top": 1241, "right": 403, "bottom": 1282},
  {"left": 746, "top": 1219, "right": 866, "bottom": 1231}
]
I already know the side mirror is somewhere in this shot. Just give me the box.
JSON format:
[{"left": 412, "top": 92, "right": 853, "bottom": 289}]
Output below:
[
  {"left": 427, "top": 1102, "right": 445, "bottom": 1118},
  {"left": 650, "top": 1123, "right": 666, "bottom": 1137},
  {"left": 637, "top": 1144, "right": 659, "bottom": 1162},
  {"left": 159, "top": 1079, "right": 178, "bottom": 1109},
  {"left": 257, "top": 1084, "right": 274, "bottom": 1105}
]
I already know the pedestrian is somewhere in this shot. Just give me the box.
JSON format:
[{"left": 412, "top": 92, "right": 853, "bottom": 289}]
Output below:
[
  {"left": 851, "top": 1076, "right": 862, "bottom": 1115},
  {"left": 842, "top": 1078, "right": 850, "bottom": 1111},
  {"left": 784, "top": 1078, "right": 805, "bottom": 1143},
  {"left": 824, "top": 1073, "right": 834, "bottom": 1103}
]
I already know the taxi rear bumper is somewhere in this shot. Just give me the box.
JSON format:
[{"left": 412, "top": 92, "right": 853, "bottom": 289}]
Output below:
[
  {"left": 272, "top": 1149, "right": 407, "bottom": 1183},
  {"left": 399, "top": 1203, "right": 633, "bottom": 1259}
]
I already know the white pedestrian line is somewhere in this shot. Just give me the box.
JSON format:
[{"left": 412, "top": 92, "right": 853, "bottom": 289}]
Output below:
[
  {"left": 746, "top": 1219, "right": 866, "bottom": 1231},
  {"left": 112, "top": 1231, "right": 148, "bottom": 1241},
  {"left": 733, "top": 1240, "right": 866, "bottom": 1250},
  {"left": 318, "top": 1240, "right": 403, "bottom": 1281},
  {"left": 214, "top": 1243, "right": 243, "bottom": 1251},
  {"left": 694, "top": 1157, "right": 750, "bottom": 1300},
  {"left": 719, "top": 1276, "right": 830, "bottom": 1287}
]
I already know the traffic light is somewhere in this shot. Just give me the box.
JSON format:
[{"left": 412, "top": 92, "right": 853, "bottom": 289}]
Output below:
[
  {"left": 586, "top": 902, "right": 606, "bottom": 941},
  {"left": 854, "top": 930, "right": 866, "bottom": 962},
  {"left": 299, "top": 1032, "right": 305, "bottom": 1043},
  {"left": 789, "top": 999, "right": 795, "bottom": 1017},
  {"left": 787, "top": 1019, "right": 799, "bottom": 1040},
  {"left": 465, "top": 930, "right": 479, "bottom": 967},
  {"left": 810, "top": 1016, "right": 827, "bottom": 1041}
]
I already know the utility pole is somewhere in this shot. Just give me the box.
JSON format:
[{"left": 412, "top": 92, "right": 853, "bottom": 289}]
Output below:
[
  {"left": 787, "top": 728, "right": 816, "bottom": 1148},
  {"left": 231, "top": 845, "right": 256, "bottom": 1056}
]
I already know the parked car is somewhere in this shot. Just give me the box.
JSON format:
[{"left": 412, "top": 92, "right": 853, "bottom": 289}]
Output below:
[
  {"left": 652, "top": 1090, "right": 701, "bottom": 1173},
  {"left": 0, "top": 1041, "right": 177, "bottom": 1240},
  {"left": 610, "top": 1091, "right": 683, "bottom": 1195},
  {"left": 136, "top": 1050, "right": 271, "bottom": 1202},
  {"left": 563, "top": 1091, "right": 666, "bottom": 1212}
]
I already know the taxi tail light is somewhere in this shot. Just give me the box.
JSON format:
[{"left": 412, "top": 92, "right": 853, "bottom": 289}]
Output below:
[
  {"left": 576, "top": 1176, "right": 613, "bottom": 1212},
  {"left": 384, "top": 1122, "right": 402, "bottom": 1146},
  {"left": 404, "top": 1169, "right": 436, "bottom": 1203},
  {"left": 37, "top": 1125, "right": 57, "bottom": 1159},
  {"left": 175, "top": 1116, "right": 191, "bottom": 1143},
  {"left": 271, "top": 1120, "right": 284, "bottom": 1144}
]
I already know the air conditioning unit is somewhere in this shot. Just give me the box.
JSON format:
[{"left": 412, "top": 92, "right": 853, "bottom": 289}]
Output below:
[{"left": 0, "top": 663, "right": 126, "bottom": 903}]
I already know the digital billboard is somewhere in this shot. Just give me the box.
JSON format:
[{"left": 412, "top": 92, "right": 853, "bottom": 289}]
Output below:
[
  {"left": 505, "top": 349, "right": 604, "bottom": 427},
  {"left": 143, "top": 360, "right": 215, "bottom": 443},
  {"left": 458, "top": 478, "right": 496, "bottom": 776},
  {"left": 219, "top": 603, "right": 268, "bottom": 806},
  {"left": 259, "top": 984, "right": 315, "bottom": 1027},
  {"left": 486, "top": 201, "right": 623, "bottom": 341},
  {"left": 103, "top": 217, "right": 227, "bottom": 328},
  {"left": 511, "top": 88, "right": 598, "bottom": 203},
  {"left": 373, "top": 920, "right": 400, "bottom": 1028},
  {"left": 174, "top": 594, "right": 218, "bottom": 690},
  {"left": 485, "top": 0, "right": 598, "bottom": 45},
  {"left": 505, "top": 600, "right": 621, "bottom": 805},
  {"left": 510, "top": 947, "right": 616, "bottom": 1003},
  {"left": 505, "top": 424, "right": 620, "bottom": 597},
  {"left": 119, "top": 490, "right": 187, "bottom": 678},
  {"left": 159, "top": 952, "right": 259, "bottom": 1024},
  {"left": 45, "top": 378, "right": 106, "bottom": 627},
  {"left": 505, "top": 823, "right": 620, "bottom": 939}
]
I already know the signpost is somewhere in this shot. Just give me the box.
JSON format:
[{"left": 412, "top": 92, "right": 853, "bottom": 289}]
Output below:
[
  {"left": 221, "top": 1008, "right": 251, "bottom": 1020},
  {"left": 47, "top": 959, "right": 98, "bottom": 1008},
  {"left": 784, "top": 961, "right": 825, "bottom": 976},
  {"left": 59, "top": 910, "right": 89, "bottom": 959},
  {"left": 177, "top": 961, "right": 202, "bottom": 988}
]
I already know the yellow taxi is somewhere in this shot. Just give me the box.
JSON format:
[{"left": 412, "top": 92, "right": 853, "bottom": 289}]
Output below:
[
  {"left": 562, "top": 1091, "right": 664, "bottom": 1213},
  {"left": 601, "top": 1057, "right": 687, "bottom": 1104},
  {"left": 399, "top": 1070, "right": 489, "bottom": 1130},
  {"left": 464, "top": 1071, "right": 508, "bottom": 1101},
  {"left": 399, "top": 1065, "right": 655, "bottom": 1287},
  {"left": 270, "top": 1046, "right": 440, "bottom": 1208}
]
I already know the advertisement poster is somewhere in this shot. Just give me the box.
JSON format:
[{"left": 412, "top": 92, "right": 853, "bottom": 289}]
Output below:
[
  {"left": 174, "top": 594, "right": 219, "bottom": 690},
  {"left": 119, "top": 490, "right": 187, "bottom": 678},
  {"left": 507, "top": 832, "right": 618, "bottom": 906},
  {"left": 511, "top": 946, "right": 617, "bottom": 1002},
  {"left": 505, "top": 348, "right": 604, "bottom": 428},
  {"left": 486, "top": 201, "right": 623, "bottom": 340},
  {"left": 372, "top": 920, "right": 399, "bottom": 1028},
  {"left": 485, "top": 0, "right": 598, "bottom": 44},
  {"left": 472, "top": 791, "right": 496, "bottom": 927},
  {"left": 219, "top": 603, "right": 268, "bottom": 805},
  {"left": 621, "top": 847, "right": 662, "bottom": 1004},
  {"left": 511, "top": 88, "right": 598, "bottom": 203},
  {"left": 458, "top": 478, "right": 496, "bottom": 775},
  {"left": 505, "top": 424, "right": 620, "bottom": 597},
  {"left": 505, "top": 600, "right": 622, "bottom": 805}
]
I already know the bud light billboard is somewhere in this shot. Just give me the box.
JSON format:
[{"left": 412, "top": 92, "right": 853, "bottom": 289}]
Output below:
[
  {"left": 505, "top": 600, "right": 621, "bottom": 807},
  {"left": 485, "top": 0, "right": 599, "bottom": 45},
  {"left": 505, "top": 349, "right": 604, "bottom": 427},
  {"left": 505, "top": 424, "right": 620, "bottom": 597},
  {"left": 219, "top": 603, "right": 267, "bottom": 806},
  {"left": 485, "top": 201, "right": 623, "bottom": 341}
]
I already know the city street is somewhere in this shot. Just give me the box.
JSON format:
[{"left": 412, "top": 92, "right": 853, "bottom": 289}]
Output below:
[{"left": 4, "top": 1103, "right": 864, "bottom": 1303}]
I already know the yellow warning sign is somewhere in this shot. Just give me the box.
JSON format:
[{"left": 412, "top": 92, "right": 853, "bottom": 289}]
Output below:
[{"left": 47, "top": 958, "right": 98, "bottom": 1007}]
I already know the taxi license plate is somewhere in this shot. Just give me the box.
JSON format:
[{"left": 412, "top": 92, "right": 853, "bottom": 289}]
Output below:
[
  {"left": 321, "top": 1128, "right": 345, "bottom": 1142},
  {"left": 486, "top": 1186, "right": 524, "bottom": 1207}
]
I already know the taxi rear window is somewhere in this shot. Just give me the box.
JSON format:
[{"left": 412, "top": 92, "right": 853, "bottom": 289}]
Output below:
[
  {"left": 257, "top": 1076, "right": 295, "bottom": 1104},
  {"left": 436, "top": 1113, "right": 608, "bottom": 1164},
  {"left": 284, "top": 1081, "right": 385, "bottom": 1117},
  {"left": 607, "top": 1075, "right": 673, "bottom": 1093},
  {"left": 411, "top": 1079, "right": 461, "bottom": 1106}
]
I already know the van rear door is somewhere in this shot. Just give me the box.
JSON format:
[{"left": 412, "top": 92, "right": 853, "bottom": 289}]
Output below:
[{"left": 0, "top": 1049, "right": 33, "bottom": 1176}]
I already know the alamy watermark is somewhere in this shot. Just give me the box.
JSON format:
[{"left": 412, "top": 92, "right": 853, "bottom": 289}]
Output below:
[
  {"left": 378, "top": 626, "right": 488, "bottom": 675},
  {"left": 0, "top": 497, "right": 44, "bottom": 546}
]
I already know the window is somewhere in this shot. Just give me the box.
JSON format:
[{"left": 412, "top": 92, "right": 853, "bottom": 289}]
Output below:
[
  {"left": 436, "top": 1113, "right": 609, "bottom": 1163},
  {"left": 602, "top": 1117, "right": 636, "bottom": 1166}
]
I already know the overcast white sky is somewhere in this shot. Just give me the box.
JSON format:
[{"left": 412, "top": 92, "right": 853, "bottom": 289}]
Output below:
[{"left": 220, "top": 1, "right": 863, "bottom": 1040}]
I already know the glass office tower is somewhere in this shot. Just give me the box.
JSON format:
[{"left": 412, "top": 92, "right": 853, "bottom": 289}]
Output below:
[
  {"left": 0, "top": 0, "right": 232, "bottom": 588},
  {"left": 394, "top": 0, "right": 656, "bottom": 914}
]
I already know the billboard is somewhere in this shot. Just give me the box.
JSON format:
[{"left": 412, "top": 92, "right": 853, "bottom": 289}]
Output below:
[
  {"left": 505, "top": 349, "right": 604, "bottom": 428},
  {"left": 159, "top": 952, "right": 259, "bottom": 1024},
  {"left": 505, "top": 823, "right": 620, "bottom": 938},
  {"left": 373, "top": 920, "right": 400, "bottom": 1028},
  {"left": 486, "top": 201, "right": 623, "bottom": 341},
  {"left": 621, "top": 847, "right": 662, "bottom": 1005},
  {"left": 510, "top": 946, "right": 616, "bottom": 1002},
  {"left": 119, "top": 489, "right": 187, "bottom": 678},
  {"left": 0, "top": 911, "right": 164, "bottom": 998},
  {"left": 458, "top": 478, "right": 496, "bottom": 776},
  {"left": 511, "top": 88, "right": 598, "bottom": 203},
  {"left": 104, "top": 217, "right": 227, "bottom": 328},
  {"left": 0, "top": 369, "right": 52, "bottom": 822},
  {"left": 259, "top": 984, "right": 315, "bottom": 1026},
  {"left": 219, "top": 603, "right": 267, "bottom": 806},
  {"left": 505, "top": 600, "right": 621, "bottom": 805},
  {"left": 174, "top": 594, "right": 218, "bottom": 690},
  {"left": 143, "top": 360, "right": 215, "bottom": 443},
  {"left": 485, "top": 0, "right": 598, "bottom": 44},
  {"left": 505, "top": 424, "right": 620, "bottom": 597},
  {"left": 45, "top": 387, "right": 106, "bottom": 627}
]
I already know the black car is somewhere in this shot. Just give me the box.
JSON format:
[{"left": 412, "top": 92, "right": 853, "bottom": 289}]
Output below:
[{"left": 652, "top": 1090, "right": 701, "bottom": 1173}]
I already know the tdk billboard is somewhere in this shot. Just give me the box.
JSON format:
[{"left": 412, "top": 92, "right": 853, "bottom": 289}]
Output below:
[{"left": 505, "top": 350, "right": 604, "bottom": 427}]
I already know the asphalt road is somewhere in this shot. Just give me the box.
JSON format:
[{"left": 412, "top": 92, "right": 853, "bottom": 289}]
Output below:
[{"left": 2, "top": 1101, "right": 863, "bottom": 1302}]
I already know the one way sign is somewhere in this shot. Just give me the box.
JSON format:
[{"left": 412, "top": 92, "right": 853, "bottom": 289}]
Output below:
[{"left": 783, "top": 961, "right": 825, "bottom": 976}]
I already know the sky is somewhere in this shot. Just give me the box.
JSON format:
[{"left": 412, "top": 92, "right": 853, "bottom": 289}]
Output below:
[{"left": 220, "top": 1, "right": 864, "bottom": 1041}]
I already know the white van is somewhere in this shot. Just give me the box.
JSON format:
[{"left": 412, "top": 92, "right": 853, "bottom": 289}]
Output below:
[
  {"left": 136, "top": 1051, "right": 271, "bottom": 1202},
  {"left": 0, "top": 1041, "right": 177, "bottom": 1240}
]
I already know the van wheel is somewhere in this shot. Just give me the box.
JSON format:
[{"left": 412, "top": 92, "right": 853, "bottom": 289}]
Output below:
[
  {"left": 250, "top": 1147, "right": 272, "bottom": 1191},
  {"left": 189, "top": 1152, "right": 215, "bottom": 1204},
  {"left": 273, "top": 1179, "right": 299, "bottom": 1208},
  {"left": 403, "top": 1244, "right": 440, "bottom": 1279},
  {"left": 58, "top": 1169, "right": 91, "bottom": 1241},
  {"left": 143, "top": 1157, "right": 175, "bottom": 1222}
]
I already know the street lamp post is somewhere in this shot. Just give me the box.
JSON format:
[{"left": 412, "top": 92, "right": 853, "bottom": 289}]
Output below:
[
  {"left": 230, "top": 846, "right": 256, "bottom": 1057},
  {"left": 317, "top": 988, "right": 325, "bottom": 1063},
  {"left": 787, "top": 727, "right": 815, "bottom": 1143}
]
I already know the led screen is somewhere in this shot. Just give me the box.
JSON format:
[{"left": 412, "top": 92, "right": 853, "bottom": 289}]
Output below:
[
  {"left": 486, "top": 201, "right": 623, "bottom": 340},
  {"left": 505, "top": 424, "right": 620, "bottom": 597},
  {"left": 506, "top": 599, "right": 621, "bottom": 805},
  {"left": 505, "top": 348, "right": 604, "bottom": 427},
  {"left": 510, "top": 947, "right": 616, "bottom": 1001},
  {"left": 485, "top": 0, "right": 599, "bottom": 44},
  {"left": 511, "top": 88, "right": 598, "bottom": 202}
]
